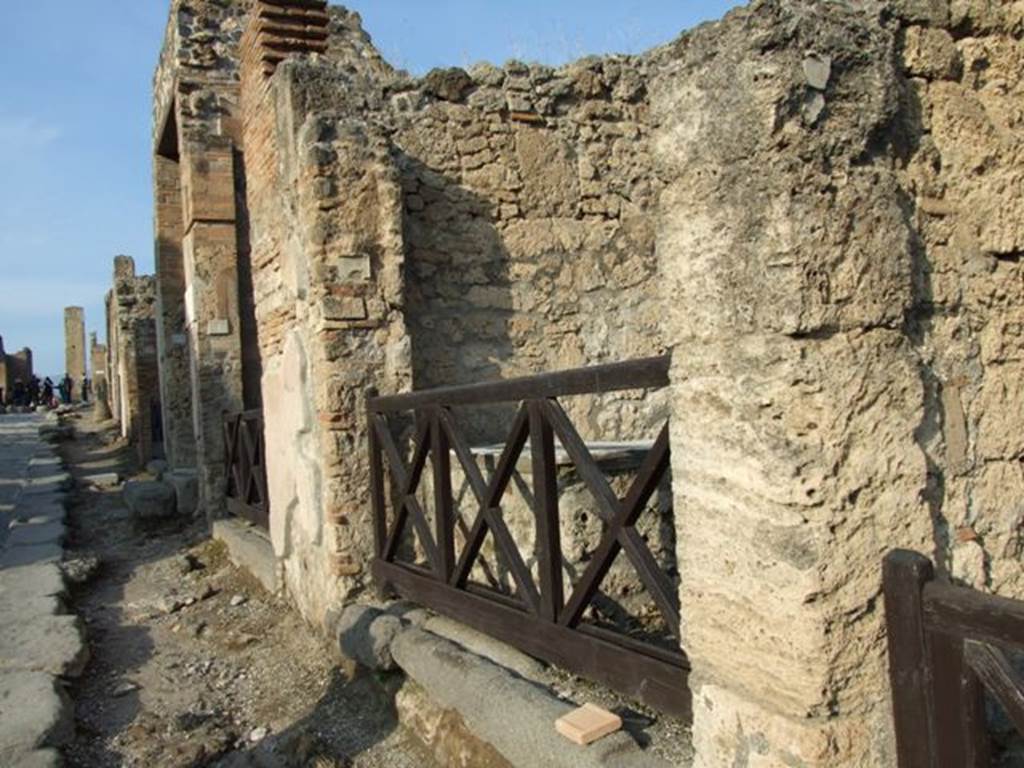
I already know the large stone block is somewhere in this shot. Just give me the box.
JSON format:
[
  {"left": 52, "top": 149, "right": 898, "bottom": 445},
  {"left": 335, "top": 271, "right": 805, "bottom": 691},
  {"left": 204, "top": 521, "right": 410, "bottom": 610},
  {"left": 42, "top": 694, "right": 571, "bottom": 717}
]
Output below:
[
  {"left": 167, "top": 469, "right": 199, "bottom": 517},
  {"left": 690, "top": 682, "right": 894, "bottom": 768},
  {"left": 211, "top": 518, "right": 278, "bottom": 594},
  {"left": 0, "top": 615, "right": 88, "bottom": 678},
  {"left": 181, "top": 147, "right": 236, "bottom": 227},
  {"left": 651, "top": 1, "right": 939, "bottom": 763},
  {"left": 122, "top": 480, "right": 176, "bottom": 521},
  {"left": 332, "top": 604, "right": 402, "bottom": 671},
  {"left": 0, "top": 671, "right": 74, "bottom": 758}
]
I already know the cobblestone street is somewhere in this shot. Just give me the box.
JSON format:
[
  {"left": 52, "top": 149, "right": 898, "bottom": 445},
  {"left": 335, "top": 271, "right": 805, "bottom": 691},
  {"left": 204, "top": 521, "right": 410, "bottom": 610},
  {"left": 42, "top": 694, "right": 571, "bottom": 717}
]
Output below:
[
  {"left": 0, "top": 411, "right": 83, "bottom": 766},
  {"left": 0, "top": 414, "right": 45, "bottom": 544}
]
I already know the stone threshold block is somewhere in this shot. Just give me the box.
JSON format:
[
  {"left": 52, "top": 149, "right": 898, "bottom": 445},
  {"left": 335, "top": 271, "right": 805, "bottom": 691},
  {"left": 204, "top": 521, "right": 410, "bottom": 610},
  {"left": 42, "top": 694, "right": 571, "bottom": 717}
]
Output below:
[
  {"left": 212, "top": 518, "right": 278, "bottom": 594},
  {"left": 391, "top": 627, "right": 667, "bottom": 768},
  {"left": 0, "top": 614, "right": 89, "bottom": 678},
  {"left": 0, "top": 671, "right": 74, "bottom": 762}
]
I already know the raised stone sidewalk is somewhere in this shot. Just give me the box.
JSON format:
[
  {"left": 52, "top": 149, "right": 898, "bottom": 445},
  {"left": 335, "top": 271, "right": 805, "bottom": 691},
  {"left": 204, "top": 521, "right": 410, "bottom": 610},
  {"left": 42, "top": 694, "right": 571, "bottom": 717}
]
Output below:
[{"left": 0, "top": 413, "right": 86, "bottom": 767}]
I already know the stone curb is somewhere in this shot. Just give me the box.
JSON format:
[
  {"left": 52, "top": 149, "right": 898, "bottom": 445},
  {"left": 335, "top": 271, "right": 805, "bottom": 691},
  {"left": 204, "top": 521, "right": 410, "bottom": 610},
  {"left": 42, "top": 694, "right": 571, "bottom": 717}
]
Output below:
[
  {"left": 331, "top": 603, "right": 669, "bottom": 768},
  {"left": 0, "top": 416, "right": 85, "bottom": 765},
  {"left": 391, "top": 627, "right": 670, "bottom": 768}
]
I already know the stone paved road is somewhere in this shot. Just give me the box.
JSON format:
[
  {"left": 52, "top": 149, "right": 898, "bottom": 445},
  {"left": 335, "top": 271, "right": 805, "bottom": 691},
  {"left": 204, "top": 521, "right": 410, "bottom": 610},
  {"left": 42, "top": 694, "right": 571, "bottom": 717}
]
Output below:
[
  {"left": 0, "top": 411, "right": 83, "bottom": 768},
  {"left": 0, "top": 414, "right": 43, "bottom": 546}
]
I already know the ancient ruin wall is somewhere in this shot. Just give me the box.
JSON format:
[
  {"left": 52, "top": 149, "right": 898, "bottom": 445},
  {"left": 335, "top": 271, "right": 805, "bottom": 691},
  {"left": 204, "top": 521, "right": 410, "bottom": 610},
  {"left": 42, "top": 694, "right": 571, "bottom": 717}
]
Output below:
[
  {"left": 154, "top": 154, "right": 197, "bottom": 468},
  {"left": 5, "top": 346, "right": 33, "bottom": 397},
  {"left": 155, "top": 2, "right": 1024, "bottom": 762},
  {"left": 90, "top": 333, "right": 112, "bottom": 419},
  {"left": 108, "top": 256, "right": 162, "bottom": 463},
  {"left": 239, "top": 1, "right": 411, "bottom": 624},
  {"left": 385, "top": 58, "right": 668, "bottom": 442},
  {"left": 895, "top": 0, "right": 1024, "bottom": 597},
  {"left": 653, "top": 0, "right": 1024, "bottom": 764},
  {"left": 238, "top": 3, "right": 678, "bottom": 623},
  {"left": 153, "top": 0, "right": 250, "bottom": 510}
]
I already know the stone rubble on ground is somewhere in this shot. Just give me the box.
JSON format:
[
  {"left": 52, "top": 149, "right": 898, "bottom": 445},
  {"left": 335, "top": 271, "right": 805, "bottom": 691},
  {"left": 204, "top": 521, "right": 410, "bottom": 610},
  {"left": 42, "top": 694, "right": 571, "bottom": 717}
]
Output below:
[{"left": 60, "top": 555, "right": 101, "bottom": 585}]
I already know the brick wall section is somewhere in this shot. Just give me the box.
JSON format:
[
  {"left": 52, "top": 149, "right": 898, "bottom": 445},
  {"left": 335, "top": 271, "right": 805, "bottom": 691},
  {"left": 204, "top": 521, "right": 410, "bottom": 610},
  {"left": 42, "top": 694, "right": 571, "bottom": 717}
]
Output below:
[
  {"left": 239, "top": 0, "right": 416, "bottom": 624},
  {"left": 107, "top": 256, "right": 162, "bottom": 464},
  {"left": 153, "top": 0, "right": 251, "bottom": 516},
  {"left": 154, "top": 154, "right": 197, "bottom": 468}
]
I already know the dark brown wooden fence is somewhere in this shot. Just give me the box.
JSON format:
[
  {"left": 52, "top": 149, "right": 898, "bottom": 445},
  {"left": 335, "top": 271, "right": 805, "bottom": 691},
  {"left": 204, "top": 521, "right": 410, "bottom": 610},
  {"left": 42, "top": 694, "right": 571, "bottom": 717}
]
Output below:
[
  {"left": 367, "top": 355, "right": 690, "bottom": 717},
  {"left": 884, "top": 549, "right": 1024, "bottom": 766},
  {"left": 224, "top": 409, "right": 269, "bottom": 530}
]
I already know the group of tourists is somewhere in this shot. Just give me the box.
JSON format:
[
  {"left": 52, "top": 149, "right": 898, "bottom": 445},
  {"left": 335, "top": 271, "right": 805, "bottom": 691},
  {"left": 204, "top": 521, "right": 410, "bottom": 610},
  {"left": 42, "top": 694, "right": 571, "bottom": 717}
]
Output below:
[{"left": 2, "top": 374, "right": 89, "bottom": 409}]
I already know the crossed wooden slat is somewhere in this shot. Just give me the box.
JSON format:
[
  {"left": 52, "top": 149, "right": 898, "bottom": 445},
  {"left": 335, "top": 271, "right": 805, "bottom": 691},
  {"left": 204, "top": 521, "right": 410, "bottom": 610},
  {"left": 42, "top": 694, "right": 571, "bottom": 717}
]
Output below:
[
  {"left": 372, "top": 415, "right": 440, "bottom": 572},
  {"left": 440, "top": 405, "right": 541, "bottom": 614},
  {"left": 224, "top": 413, "right": 269, "bottom": 526},
  {"left": 239, "top": 416, "right": 261, "bottom": 507},
  {"left": 372, "top": 398, "right": 677, "bottom": 638},
  {"left": 964, "top": 639, "right": 1024, "bottom": 736},
  {"left": 541, "top": 400, "right": 680, "bottom": 641},
  {"left": 224, "top": 415, "right": 246, "bottom": 499}
]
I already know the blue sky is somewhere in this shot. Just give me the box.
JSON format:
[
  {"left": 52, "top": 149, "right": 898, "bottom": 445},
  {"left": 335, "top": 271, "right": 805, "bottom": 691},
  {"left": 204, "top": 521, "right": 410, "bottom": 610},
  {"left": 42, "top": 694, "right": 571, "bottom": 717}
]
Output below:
[{"left": 0, "top": 1, "right": 739, "bottom": 378}]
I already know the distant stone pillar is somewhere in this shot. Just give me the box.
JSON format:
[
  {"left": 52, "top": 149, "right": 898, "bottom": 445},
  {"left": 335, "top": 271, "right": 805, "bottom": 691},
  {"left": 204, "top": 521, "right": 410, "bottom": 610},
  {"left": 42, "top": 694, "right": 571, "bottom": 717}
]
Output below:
[
  {"left": 651, "top": 3, "right": 934, "bottom": 765},
  {"left": 64, "top": 307, "right": 86, "bottom": 396}
]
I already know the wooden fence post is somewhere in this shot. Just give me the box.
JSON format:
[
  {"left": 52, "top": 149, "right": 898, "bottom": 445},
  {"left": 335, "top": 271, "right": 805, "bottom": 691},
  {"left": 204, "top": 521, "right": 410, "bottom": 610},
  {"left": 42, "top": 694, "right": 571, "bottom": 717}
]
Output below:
[{"left": 883, "top": 549, "right": 936, "bottom": 768}]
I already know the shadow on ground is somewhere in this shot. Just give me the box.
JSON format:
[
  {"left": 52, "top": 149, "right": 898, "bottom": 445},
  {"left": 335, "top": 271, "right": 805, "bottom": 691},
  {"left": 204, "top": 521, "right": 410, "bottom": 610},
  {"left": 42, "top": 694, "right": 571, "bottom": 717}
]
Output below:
[{"left": 58, "top": 410, "right": 434, "bottom": 768}]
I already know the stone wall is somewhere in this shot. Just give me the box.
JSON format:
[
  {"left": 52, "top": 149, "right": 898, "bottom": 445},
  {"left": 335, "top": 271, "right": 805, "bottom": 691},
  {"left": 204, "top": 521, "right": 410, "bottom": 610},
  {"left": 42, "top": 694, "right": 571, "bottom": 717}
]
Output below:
[
  {"left": 387, "top": 58, "right": 667, "bottom": 441},
  {"left": 895, "top": 0, "right": 1024, "bottom": 597},
  {"left": 107, "top": 256, "right": 162, "bottom": 464},
  {"left": 0, "top": 336, "right": 30, "bottom": 405},
  {"left": 154, "top": 153, "right": 197, "bottom": 469},
  {"left": 239, "top": 0, "right": 411, "bottom": 624},
  {"left": 652, "top": 0, "right": 1024, "bottom": 764},
  {"left": 153, "top": 0, "right": 250, "bottom": 513},
  {"left": 90, "top": 333, "right": 112, "bottom": 419},
  {"left": 8, "top": 348, "right": 32, "bottom": 389},
  {"left": 150, "top": 0, "right": 1024, "bottom": 763},
  {"left": 105, "top": 292, "right": 119, "bottom": 421},
  {"left": 63, "top": 307, "right": 87, "bottom": 389}
]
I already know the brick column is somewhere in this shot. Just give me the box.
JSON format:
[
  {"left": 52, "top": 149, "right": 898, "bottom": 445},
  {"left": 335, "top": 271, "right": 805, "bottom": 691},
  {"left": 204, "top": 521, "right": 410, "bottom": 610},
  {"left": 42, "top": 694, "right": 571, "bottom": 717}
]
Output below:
[
  {"left": 179, "top": 140, "right": 245, "bottom": 519},
  {"left": 154, "top": 154, "right": 197, "bottom": 469},
  {"left": 238, "top": 0, "right": 413, "bottom": 625}
]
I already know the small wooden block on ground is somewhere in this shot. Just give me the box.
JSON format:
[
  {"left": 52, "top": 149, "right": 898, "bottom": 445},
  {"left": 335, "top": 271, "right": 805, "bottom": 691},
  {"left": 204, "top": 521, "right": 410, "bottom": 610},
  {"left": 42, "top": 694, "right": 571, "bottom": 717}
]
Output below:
[{"left": 555, "top": 703, "right": 622, "bottom": 745}]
